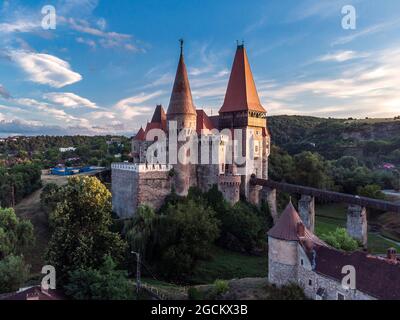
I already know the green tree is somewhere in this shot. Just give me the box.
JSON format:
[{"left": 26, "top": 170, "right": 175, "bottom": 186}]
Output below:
[
  {"left": 294, "top": 152, "right": 334, "bottom": 189},
  {"left": 320, "top": 228, "right": 359, "bottom": 251},
  {"left": 0, "top": 207, "right": 34, "bottom": 258},
  {"left": 357, "top": 184, "right": 385, "bottom": 200},
  {"left": 45, "top": 176, "right": 127, "bottom": 281},
  {"left": 123, "top": 205, "right": 156, "bottom": 259},
  {"left": 153, "top": 200, "right": 220, "bottom": 280},
  {"left": 218, "top": 201, "right": 265, "bottom": 253},
  {"left": 0, "top": 255, "right": 30, "bottom": 294},
  {"left": 64, "top": 255, "right": 134, "bottom": 300}
]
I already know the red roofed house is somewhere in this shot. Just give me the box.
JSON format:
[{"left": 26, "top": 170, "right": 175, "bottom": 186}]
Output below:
[{"left": 268, "top": 202, "right": 400, "bottom": 300}]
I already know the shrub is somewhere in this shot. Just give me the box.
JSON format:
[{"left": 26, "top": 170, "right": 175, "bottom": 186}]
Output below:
[
  {"left": 320, "top": 228, "right": 359, "bottom": 251},
  {"left": 213, "top": 279, "right": 229, "bottom": 296}
]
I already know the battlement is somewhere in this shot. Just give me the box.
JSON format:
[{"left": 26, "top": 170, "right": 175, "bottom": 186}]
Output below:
[
  {"left": 111, "top": 162, "right": 172, "bottom": 172},
  {"left": 219, "top": 174, "right": 241, "bottom": 186}
]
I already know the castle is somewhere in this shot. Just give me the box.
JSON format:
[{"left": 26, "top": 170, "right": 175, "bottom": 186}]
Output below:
[
  {"left": 112, "top": 43, "right": 270, "bottom": 218},
  {"left": 111, "top": 42, "right": 400, "bottom": 300}
]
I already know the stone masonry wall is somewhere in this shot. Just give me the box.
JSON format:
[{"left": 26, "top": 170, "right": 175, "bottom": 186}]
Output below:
[
  {"left": 137, "top": 171, "right": 172, "bottom": 212},
  {"left": 112, "top": 168, "right": 138, "bottom": 219}
]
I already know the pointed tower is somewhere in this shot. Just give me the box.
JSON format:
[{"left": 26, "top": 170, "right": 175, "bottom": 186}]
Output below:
[
  {"left": 219, "top": 44, "right": 270, "bottom": 198},
  {"left": 167, "top": 40, "right": 197, "bottom": 196},
  {"left": 167, "top": 40, "right": 197, "bottom": 131}
]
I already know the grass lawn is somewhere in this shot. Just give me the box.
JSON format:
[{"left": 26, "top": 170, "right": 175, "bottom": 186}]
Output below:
[
  {"left": 189, "top": 246, "right": 267, "bottom": 284},
  {"left": 315, "top": 204, "right": 400, "bottom": 254}
]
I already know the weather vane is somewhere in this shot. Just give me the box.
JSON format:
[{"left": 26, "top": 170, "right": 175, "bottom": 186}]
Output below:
[{"left": 179, "top": 38, "right": 184, "bottom": 54}]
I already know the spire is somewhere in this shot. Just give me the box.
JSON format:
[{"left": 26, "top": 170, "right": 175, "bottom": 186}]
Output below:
[
  {"left": 219, "top": 44, "right": 266, "bottom": 113},
  {"left": 151, "top": 104, "right": 166, "bottom": 124},
  {"left": 167, "top": 40, "right": 196, "bottom": 116}
]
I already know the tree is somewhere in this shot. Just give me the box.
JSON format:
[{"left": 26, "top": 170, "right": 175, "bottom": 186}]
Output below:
[
  {"left": 320, "top": 228, "right": 359, "bottom": 251},
  {"left": 64, "top": 255, "right": 134, "bottom": 300},
  {"left": 0, "top": 207, "right": 34, "bottom": 259},
  {"left": 153, "top": 200, "right": 220, "bottom": 280},
  {"left": 45, "top": 176, "right": 127, "bottom": 281},
  {"left": 40, "top": 183, "right": 63, "bottom": 223},
  {"left": 217, "top": 201, "right": 265, "bottom": 253},
  {"left": 123, "top": 205, "right": 156, "bottom": 260},
  {"left": 293, "top": 152, "right": 334, "bottom": 189},
  {"left": 0, "top": 255, "right": 30, "bottom": 294},
  {"left": 357, "top": 184, "right": 385, "bottom": 200}
]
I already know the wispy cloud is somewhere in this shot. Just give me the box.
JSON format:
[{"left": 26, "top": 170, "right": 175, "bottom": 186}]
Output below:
[
  {"left": 44, "top": 92, "right": 99, "bottom": 109},
  {"left": 332, "top": 18, "right": 400, "bottom": 46},
  {"left": 260, "top": 46, "right": 400, "bottom": 118},
  {"left": 61, "top": 17, "right": 141, "bottom": 52},
  {"left": 316, "top": 50, "right": 368, "bottom": 62},
  {"left": 10, "top": 50, "right": 82, "bottom": 88}
]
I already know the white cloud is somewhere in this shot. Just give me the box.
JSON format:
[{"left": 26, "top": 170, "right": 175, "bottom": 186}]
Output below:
[
  {"left": 115, "top": 91, "right": 164, "bottom": 108},
  {"left": 44, "top": 92, "right": 99, "bottom": 109},
  {"left": 332, "top": 18, "right": 400, "bottom": 46},
  {"left": 317, "top": 50, "right": 366, "bottom": 63},
  {"left": 0, "top": 20, "right": 39, "bottom": 33},
  {"left": 10, "top": 51, "right": 82, "bottom": 88},
  {"left": 114, "top": 91, "right": 163, "bottom": 120},
  {"left": 260, "top": 46, "right": 400, "bottom": 118}
]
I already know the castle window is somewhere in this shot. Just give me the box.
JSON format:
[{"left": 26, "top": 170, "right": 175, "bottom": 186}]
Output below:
[
  {"left": 308, "top": 279, "right": 312, "bottom": 286},
  {"left": 337, "top": 292, "right": 345, "bottom": 300},
  {"left": 301, "top": 259, "right": 304, "bottom": 266}
]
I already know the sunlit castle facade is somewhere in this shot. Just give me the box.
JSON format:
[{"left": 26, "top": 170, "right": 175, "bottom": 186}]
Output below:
[{"left": 111, "top": 42, "right": 270, "bottom": 218}]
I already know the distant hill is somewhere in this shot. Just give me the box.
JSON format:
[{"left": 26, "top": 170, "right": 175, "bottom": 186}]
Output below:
[{"left": 267, "top": 116, "right": 400, "bottom": 165}]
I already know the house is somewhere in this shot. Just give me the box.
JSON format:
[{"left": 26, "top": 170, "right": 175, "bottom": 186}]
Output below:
[{"left": 268, "top": 202, "right": 400, "bottom": 300}]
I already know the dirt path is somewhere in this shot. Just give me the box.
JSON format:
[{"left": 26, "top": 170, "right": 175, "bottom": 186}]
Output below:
[{"left": 14, "top": 173, "right": 70, "bottom": 274}]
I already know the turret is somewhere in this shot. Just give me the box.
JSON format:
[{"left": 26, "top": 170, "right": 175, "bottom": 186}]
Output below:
[{"left": 167, "top": 40, "right": 197, "bottom": 195}]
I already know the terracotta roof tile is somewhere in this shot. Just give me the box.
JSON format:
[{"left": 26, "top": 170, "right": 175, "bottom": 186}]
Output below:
[
  {"left": 311, "top": 245, "right": 400, "bottom": 300},
  {"left": 219, "top": 45, "right": 266, "bottom": 114},
  {"left": 268, "top": 202, "right": 325, "bottom": 246},
  {"left": 196, "top": 109, "right": 215, "bottom": 134},
  {"left": 167, "top": 52, "right": 196, "bottom": 116}
]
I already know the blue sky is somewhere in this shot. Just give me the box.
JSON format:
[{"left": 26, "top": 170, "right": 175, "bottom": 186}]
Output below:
[{"left": 0, "top": 0, "right": 400, "bottom": 136}]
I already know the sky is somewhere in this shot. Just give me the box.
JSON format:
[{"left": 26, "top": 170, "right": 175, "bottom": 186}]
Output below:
[{"left": 0, "top": 0, "right": 400, "bottom": 136}]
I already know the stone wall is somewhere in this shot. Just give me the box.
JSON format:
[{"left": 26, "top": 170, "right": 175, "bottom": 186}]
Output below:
[
  {"left": 347, "top": 205, "right": 368, "bottom": 247},
  {"left": 268, "top": 237, "right": 298, "bottom": 286},
  {"left": 111, "top": 163, "right": 172, "bottom": 219},
  {"left": 137, "top": 171, "right": 172, "bottom": 212},
  {"left": 112, "top": 168, "right": 138, "bottom": 219}
]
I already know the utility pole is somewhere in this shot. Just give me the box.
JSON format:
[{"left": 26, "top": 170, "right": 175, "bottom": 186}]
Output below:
[{"left": 131, "top": 251, "right": 141, "bottom": 299}]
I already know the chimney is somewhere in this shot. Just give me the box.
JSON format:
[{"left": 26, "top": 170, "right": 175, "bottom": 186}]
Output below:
[
  {"left": 297, "top": 222, "right": 305, "bottom": 237},
  {"left": 387, "top": 247, "right": 397, "bottom": 261}
]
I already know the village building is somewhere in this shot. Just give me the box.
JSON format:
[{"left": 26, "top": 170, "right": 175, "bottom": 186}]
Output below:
[{"left": 268, "top": 201, "right": 400, "bottom": 300}]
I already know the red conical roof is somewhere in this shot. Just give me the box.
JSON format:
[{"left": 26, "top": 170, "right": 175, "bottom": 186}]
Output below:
[
  {"left": 151, "top": 104, "right": 167, "bottom": 124},
  {"left": 134, "top": 126, "right": 145, "bottom": 141},
  {"left": 167, "top": 50, "right": 196, "bottom": 116},
  {"left": 219, "top": 45, "right": 266, "bottom": 113},
  {"left": 268, "top": 202, "right": 324, "bottom": 245}
]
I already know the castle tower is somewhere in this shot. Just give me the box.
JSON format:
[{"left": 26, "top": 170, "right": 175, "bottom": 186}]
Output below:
[
  {"left": 219, "top": 44, "right": 269, "bottom": 198},
  {"left": 167, "top": 40, "right": 197, "bottom": 196},
  {"left": 267, "top": 202, "right": 302, "bottom": 286}
]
